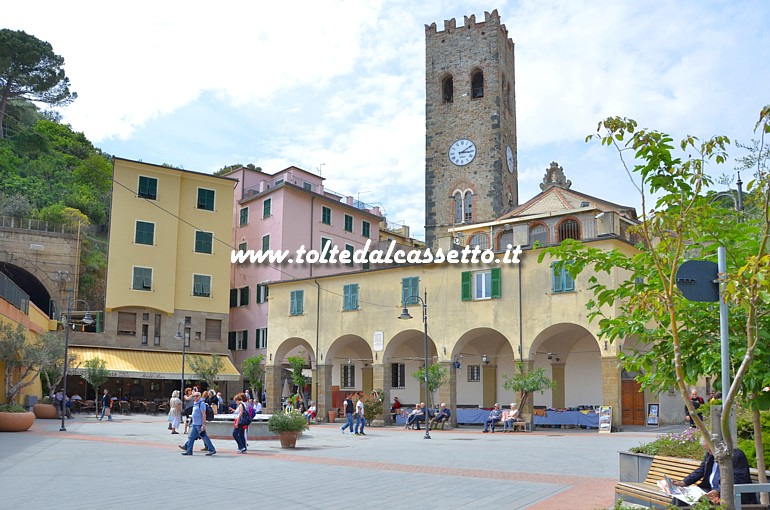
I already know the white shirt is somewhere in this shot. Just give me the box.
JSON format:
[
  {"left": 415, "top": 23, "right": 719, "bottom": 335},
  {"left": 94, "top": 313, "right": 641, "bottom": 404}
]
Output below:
[{"left": 356, "top": 400, "right": 364, "bottom": 416}]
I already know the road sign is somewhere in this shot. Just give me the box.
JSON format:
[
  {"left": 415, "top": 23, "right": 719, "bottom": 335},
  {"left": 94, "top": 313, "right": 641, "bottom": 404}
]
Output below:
[{"left": 676, "top": 260, "right": 719, "bottom": 302}]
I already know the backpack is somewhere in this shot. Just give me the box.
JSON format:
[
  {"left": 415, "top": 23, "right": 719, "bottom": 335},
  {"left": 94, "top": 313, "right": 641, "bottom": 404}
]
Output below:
[
  {"left": 248, "top": 403, "right": 257, "bottom": 420},
  {"left": 238, "top": 404, "right": 253, "bottom": 426},
  {"left": 205, "top": 403, "right": 214, "bottom": 421}
]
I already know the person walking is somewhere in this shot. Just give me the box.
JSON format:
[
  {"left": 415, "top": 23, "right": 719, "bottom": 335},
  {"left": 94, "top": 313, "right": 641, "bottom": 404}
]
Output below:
[
  {"left": 340, "top": 393, "right": 355, "bottom": 434},
  {"left": 232, "top": 393, "right": 249, "bottom": 454},
  {"left": 98, "top": 389, "right": 113, "bottom": 421},
  {"left": 168, "top": 390, "right": 182, "bottom": 434},
  {"left": 354, "top": 394, "right": 366, "bottom": 436},
  {"left": 178, "top": 391, "right": 216, "bottom": 456},
  {"left": 182, "top": 387, "right": 193, "bottom": 434}
]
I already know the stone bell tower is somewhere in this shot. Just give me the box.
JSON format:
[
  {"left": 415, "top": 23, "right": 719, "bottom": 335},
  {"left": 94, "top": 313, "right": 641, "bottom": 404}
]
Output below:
[{"left": 424, "top": 9, "right": 518, "bottom": 250}]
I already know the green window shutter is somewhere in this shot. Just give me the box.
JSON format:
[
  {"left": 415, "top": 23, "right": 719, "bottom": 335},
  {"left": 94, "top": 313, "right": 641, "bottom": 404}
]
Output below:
[
  {"left": 491, "top": 268, "right": 501, "bottom": 299},
  {"left": 230, "top": 289, "right": 237, "bottom": 308},
  {"left": 297, "top": 290, "right": 304, "bottom": 314},
  {"left": 352, "top": 284, "right": 358, "bottom": 309},
  {"left": 552, "top": 264, "right": 562, "bottom": 292},
  {"left": 241, "top": 286, "right": 249, "bottom": 306},
  {"left": 461, "top": 271, "right": 472, "bottom": 301},
  {"left": 290, "top": 291, "right": 297, "bottom": 315},
  {"left": 564, "top": 267, "right": 575, "bottom": 291},
  {"left": 228, "top": 331, "right": 236, "bottom": 350}
]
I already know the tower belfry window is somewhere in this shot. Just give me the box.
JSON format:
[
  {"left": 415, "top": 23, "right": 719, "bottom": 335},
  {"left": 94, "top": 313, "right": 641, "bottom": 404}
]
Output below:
[
  {"left": 463, "top": 191, "right": 473, "bottom": 222},
  {"left": 442, "top": 76, "right": 454, "bottom": 103},
  {"left": 471, "top": 70, "right": 484, "bottom": 98}
]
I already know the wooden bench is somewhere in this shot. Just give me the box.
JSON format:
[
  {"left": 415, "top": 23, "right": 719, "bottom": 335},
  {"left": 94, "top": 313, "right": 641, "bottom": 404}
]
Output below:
[
  {"left": 509, "top": 412, "right": 531, "bottom": 432},
  {"left": 615, "top": 455, "right": 769, "bottom": 509}
]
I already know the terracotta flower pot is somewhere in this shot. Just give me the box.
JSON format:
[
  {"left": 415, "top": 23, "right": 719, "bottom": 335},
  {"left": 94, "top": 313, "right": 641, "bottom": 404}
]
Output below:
[
  {"left": 278, "top": 431, "right": 300, "bottom": 448},
  {"left": 0, "top": 411, "right": 35, "bottom": 432},
  {"left": 33, "top": 403, "right": 58, "bottom": 419}
]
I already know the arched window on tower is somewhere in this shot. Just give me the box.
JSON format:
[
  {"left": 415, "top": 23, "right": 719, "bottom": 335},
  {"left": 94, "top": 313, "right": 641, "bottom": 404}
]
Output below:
[
  {"left": 454, "top": 191, "right": 463, "bottom": 224},
  {"left": 558, "top": 219, "right": 581, "bottom": 242},
  {"left": 463, "top": 191, "right": 473, "bottom": 222},
  {"left": 442, "top": 76, "right": 454, "bottom": 103},
  {"left": 471, "top": 70, "right": 484, "bottom": 98},
  {"left": 529, "top": 223, "right": 549, "bottom": 245},
  {"left": 468, "top": 233, "right": 489, "bottom": 250}
]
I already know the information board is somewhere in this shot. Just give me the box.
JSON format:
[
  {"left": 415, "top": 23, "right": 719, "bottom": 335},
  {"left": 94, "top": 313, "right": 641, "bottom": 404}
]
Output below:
[
  {"left": 646, "top": 403, "right": 660, "bottom": 426},
  {"left": 598, "top": 405, "right": 612, "bottom": 433}
]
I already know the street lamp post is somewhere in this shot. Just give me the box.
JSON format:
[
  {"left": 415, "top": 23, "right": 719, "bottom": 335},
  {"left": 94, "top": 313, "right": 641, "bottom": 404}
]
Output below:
[
  {"left": 398, "top": 289, "right": 431, "bottom": 439},
  {"left": 174, "top": 322, "right": 186, "bottom": 400},
  {"left": 60, "top": 293, "right": 94, "bottom": 432}
]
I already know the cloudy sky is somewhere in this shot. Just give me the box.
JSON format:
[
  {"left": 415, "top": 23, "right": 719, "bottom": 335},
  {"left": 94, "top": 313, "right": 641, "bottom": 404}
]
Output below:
[{"left": 5, "top": 0, "right": 769, "bottom": 240}]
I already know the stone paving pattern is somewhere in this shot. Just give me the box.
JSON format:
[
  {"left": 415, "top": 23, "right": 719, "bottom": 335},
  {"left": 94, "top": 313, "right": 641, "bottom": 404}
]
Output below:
[{"left": 0, "top": 413, "right": 685, "bottom": 509}]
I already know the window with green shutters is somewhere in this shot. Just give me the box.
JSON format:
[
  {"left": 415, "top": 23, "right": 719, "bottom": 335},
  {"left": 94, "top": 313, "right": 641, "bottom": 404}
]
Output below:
[
  {"left": 290, "top": 290, "right": 304, "bottom": 316},
  {"left": 345, "top": 244, "right": 354, "bottom": 267},
  {"left": 135, "top": 221, "right": 155, "bottom": 245},
  {"left": 138, "top": 176, "right": 158, "bottom": 200},
  {"left": 194, "top": 231, "right": 213, "bottom": 253},
  {"left": 362, "top": 220, "right": 370, "bottom": 237},
  {"left": 239, "top": 207, "right": 249, "bottom": 225},
  {"left": 261, "top": 234, "right": 270, "bottom": 252},
  {"left": 344, "top": 214, "right": 353, "bottom": 232},
  {"left": 391, "top": 363, "right": 405, "bottom": 388},
  {"left": 239, "top": 286, "right": 249, "bottom": 306},
  {"left": 263, "top": 198, "right": 272, "bottom": 218},
  {"left": 230, "top": 288, "right": 238, "bottom": 308},
  {"left": 193, "top": 274, "right": 211, "bottom": 297},
  {"left": 461, "top": 268, "right": 501, "bottom": 301},
  {"left": 255, "top": 328, "right": 267, "bottom": 349},
  {"left": 343, "top": 283, "right": 359, "bottom": 310},
  {"left": 401, "top": 276, "right": 419, "bottom": 306},
  {"left": 321, "top": 237, "right": 332, "bottom": 254},
  {"left": 322, "top": 206, "right": 332, "bottom": 225},
  {"left": 197, "top": 188, "right": 215, "bottom": 210},
  {"left": 132, "top": 267, "right": 152, "bottom": 291},
  {"left": 552, "top": 263, "right": 575, "bottom": 293},
  {"left": 256, "top": 284, "right": 269, "bottom": 304}
]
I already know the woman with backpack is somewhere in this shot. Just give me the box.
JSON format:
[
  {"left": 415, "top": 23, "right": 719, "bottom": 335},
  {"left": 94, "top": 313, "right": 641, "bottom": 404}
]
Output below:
[
  {"left": 182, "top": 387, "right": 194, "bottom": 434},
  {"left": 232, "top": 393, "right": 250, "bottom": 454}
]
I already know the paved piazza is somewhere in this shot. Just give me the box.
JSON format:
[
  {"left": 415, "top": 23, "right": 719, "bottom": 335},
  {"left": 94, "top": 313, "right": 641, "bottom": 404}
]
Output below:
[{"left": 0, "top": 413, "right": 680, "bottom": 509}]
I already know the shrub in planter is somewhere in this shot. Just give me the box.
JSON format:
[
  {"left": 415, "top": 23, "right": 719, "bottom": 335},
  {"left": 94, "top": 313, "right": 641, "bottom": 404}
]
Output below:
[
  {"left": 268, "top": 411, "right": 310, "bottom": 434},
  {"left": 628, "top": 428, "right": 703, "bottom": 460},
  {"left": 0, "top": 404, "right": 35, "bottom": 432}
]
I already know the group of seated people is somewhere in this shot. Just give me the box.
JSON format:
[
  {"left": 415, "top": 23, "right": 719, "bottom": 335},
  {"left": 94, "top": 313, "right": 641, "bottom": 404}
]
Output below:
[
  {"left": 483, "top": 402, "right": 522, "bottom": 433},
  {"left": 401, "top": 402, "right": 451, "bottom": 431}
]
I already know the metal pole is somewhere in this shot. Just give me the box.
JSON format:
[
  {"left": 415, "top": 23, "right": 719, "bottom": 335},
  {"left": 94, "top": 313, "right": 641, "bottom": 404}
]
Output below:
[
  {"left": 718, "top": 246, "right": 733, "bottom": 441},
  {"left": 181, "top": 333, "right": 186, "bottom": 401},
  {"left": 422, "top": 289, "right": 430, "bottom": 440},
  {"left": 60, "top": 293, "right": 71, "bottom": 432}
]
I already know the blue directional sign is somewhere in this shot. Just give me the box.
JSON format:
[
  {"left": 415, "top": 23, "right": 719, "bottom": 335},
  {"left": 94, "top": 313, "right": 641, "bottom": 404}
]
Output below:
[{"left": 676, "top": 260, "right": 719, "bottom": 302}]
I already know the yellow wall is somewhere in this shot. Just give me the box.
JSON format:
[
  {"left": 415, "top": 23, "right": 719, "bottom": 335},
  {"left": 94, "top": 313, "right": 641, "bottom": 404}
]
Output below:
[
  {"left": 105, "top": 158, "right": 234, "bottom": 315},
  {"left": 0, "top": 301, "right": 52, "bottom": 405}
]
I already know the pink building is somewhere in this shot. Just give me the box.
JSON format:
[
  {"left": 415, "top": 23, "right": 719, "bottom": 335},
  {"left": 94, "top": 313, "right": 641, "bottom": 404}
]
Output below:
[{"left": 225, "top": 166, "right": 383, "bottom": 371}]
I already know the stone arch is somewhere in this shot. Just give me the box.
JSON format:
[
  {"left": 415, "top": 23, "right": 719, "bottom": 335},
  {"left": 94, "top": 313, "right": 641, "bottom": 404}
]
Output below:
[
  {"left": 470, "top": 67, "right": 484, "bottom": 98},
  {"left": 451, "top": 327, "right": 514, "bottom": 408},
  {"left": 383, "top": 329, "right": 436, "bottom": 406},
  {"left": 528, "top": 323, "right": 602, "bottom": 408},
  {"left": 556, "top": 216, "right": 581, "bottom": 242},
  {"left": 0, "top": 261, "right": 55, "bottom": 316},
  {"left": 441, "top": 73, "right": 454, "bottom": 103},
  {"left": 326, "top": 334, "right": 373, "bottom": 394}
]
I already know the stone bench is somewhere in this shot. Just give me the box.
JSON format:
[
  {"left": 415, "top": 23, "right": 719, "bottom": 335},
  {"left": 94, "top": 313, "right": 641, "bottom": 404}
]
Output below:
[{"left": 205, "top": 414, "right": 277, "bottom": 440}]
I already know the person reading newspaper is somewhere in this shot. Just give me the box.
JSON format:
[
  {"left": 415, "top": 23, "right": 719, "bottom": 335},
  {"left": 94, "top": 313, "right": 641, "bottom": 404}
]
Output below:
[{"left": 665, "top": 436, "right": 756, "bottom": 507}]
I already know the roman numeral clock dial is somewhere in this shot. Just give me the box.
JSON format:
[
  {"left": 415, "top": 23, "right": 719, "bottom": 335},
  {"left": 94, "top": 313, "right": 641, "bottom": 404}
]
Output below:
[{"left": 448, "top": 139, "right": 476, "bottom": 166}]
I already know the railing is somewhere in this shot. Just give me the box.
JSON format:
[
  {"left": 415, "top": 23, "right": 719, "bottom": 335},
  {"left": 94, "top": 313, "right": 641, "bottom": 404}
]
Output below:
[
  {"left": 0, "top": 272, "right": 30, "bottom": 314},
  {"left": 0, "top": 215, "right": 78, "bottom": 234}
]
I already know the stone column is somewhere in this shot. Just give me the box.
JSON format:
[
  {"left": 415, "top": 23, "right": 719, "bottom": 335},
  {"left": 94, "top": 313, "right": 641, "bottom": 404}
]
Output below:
[
  {"left": 601, "top": 356, "right": 621, "bottom": 431},
  {"left": 437, "top": 361, "right": 456, "bottom": 427},
  {"left": 315, "top": 364, "right": 333, "bottom": 422},
  {"left": 265, "top": 365, "right": 282, "bottom": 414}
]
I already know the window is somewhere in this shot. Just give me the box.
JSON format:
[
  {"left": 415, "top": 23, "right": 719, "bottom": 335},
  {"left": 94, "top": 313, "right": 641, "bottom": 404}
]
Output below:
[
  {"left": 138, "top": 176, "right": 157, "bottom": 200},
  {"left": 471, "top": 70, "right": 484, "bottom": 98},
  {"left": 132, "top": 267, "right": 152, "bottom": 291},
  {"left": 134, "top": 221, "right": 155, "bottom": 245},
  {"left": 255, "top": 328, "right": 267, "bottom": 349},
  {"left": 462, "top": 268, "right": 501, "bottom": 301},
  {"left": 227, "top": 331, "right": 247, "bottom": 350},
  {"left": 290, "top": 290, "right": 304, "bottom": 316},
  {"left": 343, "top": 283, "right": 359, "bottom": 311},
  {"left": 344, "top": 214, "right": 353, "bottom": 232},
  {"left": 117, "top": 312, "right": 136, "bottom": 335},
  {"left": 362, "top": 221, "right": 370, "bottom": 238},
  {"left": 454, "top": 192, "right": 463, "bottom": 224},
  {"left": 193, "top": 274, "right": 211, "bottom": 297},
  {"left": 261, "top": 234, "right": 270, "bottom": 252},
  {"left": 263, "top": 198, "right": 272, "bottom": 218},
  {"left": 391, "top": 363, "right": 405, "bottom": 388},
  {"left": 141, "top": 324, "right": 149, "bottom": 345},
  {"left": 341, "top": 364, "right": 355, "bottom": 388},
  {"left": 552, "top": 263, "right": 575, "bottom": 293},
  {"left": 345, "top": 244, "right": 354, "bottom": 267},
  {"left": 195, "top": 231, "right": 213, "bottom": 254},
  {"left": 153, "top": 314, "right": 161, "bottom": 345},
  {"left": 468, "top": 365, "right": 481, "bottom": 382},
  {"left": 558, "top": 219, "right": 581, "bottom": 242},
  {"left": 468, "top": 233, "right": 489, "bottom": 250},
  {"left": 239, "top": 286, "right": 249, "bottom": 306},
  {"left": 442, "top": 75, "right": 454, "bottom": 103},
  {"left": 197, "top": 188, "right": 215, "bottom": 211},
  {"left": 321, "top": 237, "right": 332, "bottom": 254},
  {"left": 142, "top": 313, "right": 149, "bottom": 321},
  {"left": 401, "top": 276, "right": 419, "bottom": 306},
  {"left": 256, "top": 284, "right": 269, "bottom": 304},
  {"left": 463, "top": 191, "right": 473, "bottom": 222},
  {"left": 238, "top": 242, "right": 247, "bottom": 252},
  {"left": 321, "top": 206, "right": 332, "bottom": 225},
  {"left": 239, "top": 207, "right": 249, "bottom": 226},
  {"left": 230, "top": 288, "right": 238, "bottom": 308},
  {"left": 303, "top": 182, "right": 312, "bottom": 191},
  {"left": 205, "top": 319, "right": 221, "bottom": 341},
  {"left": 497, "top": 231, "right": 513, "bottom": 251},
  {"left": 530, "top": 223, "right": 549, "bottom": 245}
]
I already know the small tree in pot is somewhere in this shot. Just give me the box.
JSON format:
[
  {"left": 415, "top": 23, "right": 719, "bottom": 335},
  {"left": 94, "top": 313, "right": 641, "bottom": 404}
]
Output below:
[{"left": 268, "top": 411, "right": 309, "bottom": 448}]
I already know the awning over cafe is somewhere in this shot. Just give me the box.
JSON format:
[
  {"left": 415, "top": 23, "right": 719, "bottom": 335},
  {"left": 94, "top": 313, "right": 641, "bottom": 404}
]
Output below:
[{"left": 67, "top": 346, "right": 241, "bottom": 381}]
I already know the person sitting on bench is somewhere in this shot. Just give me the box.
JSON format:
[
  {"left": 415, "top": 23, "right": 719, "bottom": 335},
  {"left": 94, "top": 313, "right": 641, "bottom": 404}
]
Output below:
[
  {"left": 482, "top": 403, "right": 502, "bottom": 433},
  {"left": 405, "top": 403, "right": 425, "bottom": 430},
  {"left": 502, "top": 403, "right": 521, "bottom": 432},
  {"left": 429, "top": 403, "right": 450, "bottom": 430}
]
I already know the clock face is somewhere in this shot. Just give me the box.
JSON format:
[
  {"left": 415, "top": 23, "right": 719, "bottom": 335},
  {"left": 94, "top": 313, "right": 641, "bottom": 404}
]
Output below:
[
  {"left": 506, "top": 145, "right": 514, "bottom": 173},
  {"left": 448, "top": 139, "right": 476, "bottom": 166}
]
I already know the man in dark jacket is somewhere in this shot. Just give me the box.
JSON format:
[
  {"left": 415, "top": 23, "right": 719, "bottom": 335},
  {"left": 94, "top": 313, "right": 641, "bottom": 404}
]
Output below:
[{"left": 673, "top": 437, "right": 757, "bottom": 506}]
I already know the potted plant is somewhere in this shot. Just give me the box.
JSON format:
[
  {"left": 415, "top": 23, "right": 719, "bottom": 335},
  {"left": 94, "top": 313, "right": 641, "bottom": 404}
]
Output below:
[
  {"left": 0, "top": 404, "right": 35, "bottom": 432},
  {"left": 33, "top": 396, "right": 58, "bottom": 419},
  {"left": 268, "top": 411, "right": 309, "bottom": 448}
]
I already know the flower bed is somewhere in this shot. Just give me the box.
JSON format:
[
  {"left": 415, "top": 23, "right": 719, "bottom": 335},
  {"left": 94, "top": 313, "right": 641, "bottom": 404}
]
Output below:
[{"left": 628, "top": 428, "right": 703, "bottom": 460}]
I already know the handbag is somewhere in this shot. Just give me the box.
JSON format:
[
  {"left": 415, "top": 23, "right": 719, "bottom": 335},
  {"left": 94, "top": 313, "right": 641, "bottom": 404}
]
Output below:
[{"left": 105, "top": 407, "right": 111, "bottom": 417}]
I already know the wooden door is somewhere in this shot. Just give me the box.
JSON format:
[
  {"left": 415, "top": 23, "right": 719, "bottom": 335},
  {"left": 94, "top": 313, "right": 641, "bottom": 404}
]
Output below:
[{"left": 622, "top": 379, "right": 645, "bottom": 425}]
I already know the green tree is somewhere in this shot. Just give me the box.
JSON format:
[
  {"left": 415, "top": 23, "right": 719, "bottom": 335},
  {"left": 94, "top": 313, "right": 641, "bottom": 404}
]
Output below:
[
  {"left": 287, "top": 354, "right": 308, "bottom": 404},
  {"left": 502, "top": 364, "right": 556, "bottom": 410},
  {"left": 412, "top": 364, "right": 449, "bottom": 405},
  {"left": 542, "top": 107, "right": 770, "bottom": 509},
  {"left": 81, "top": 357, "right": 108, "bottom": 418},
  {"left": 0, "top": 30, "right": 76, "bottom": 139},
  {"left": 240, "top": 355, "right": 265, "bottom": 400},
  {"left": 186, "top": 354, "right": 224, "bottom": 391},
  {"left": 0, "top": 323, "right": 62, "bottom": 404}
]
